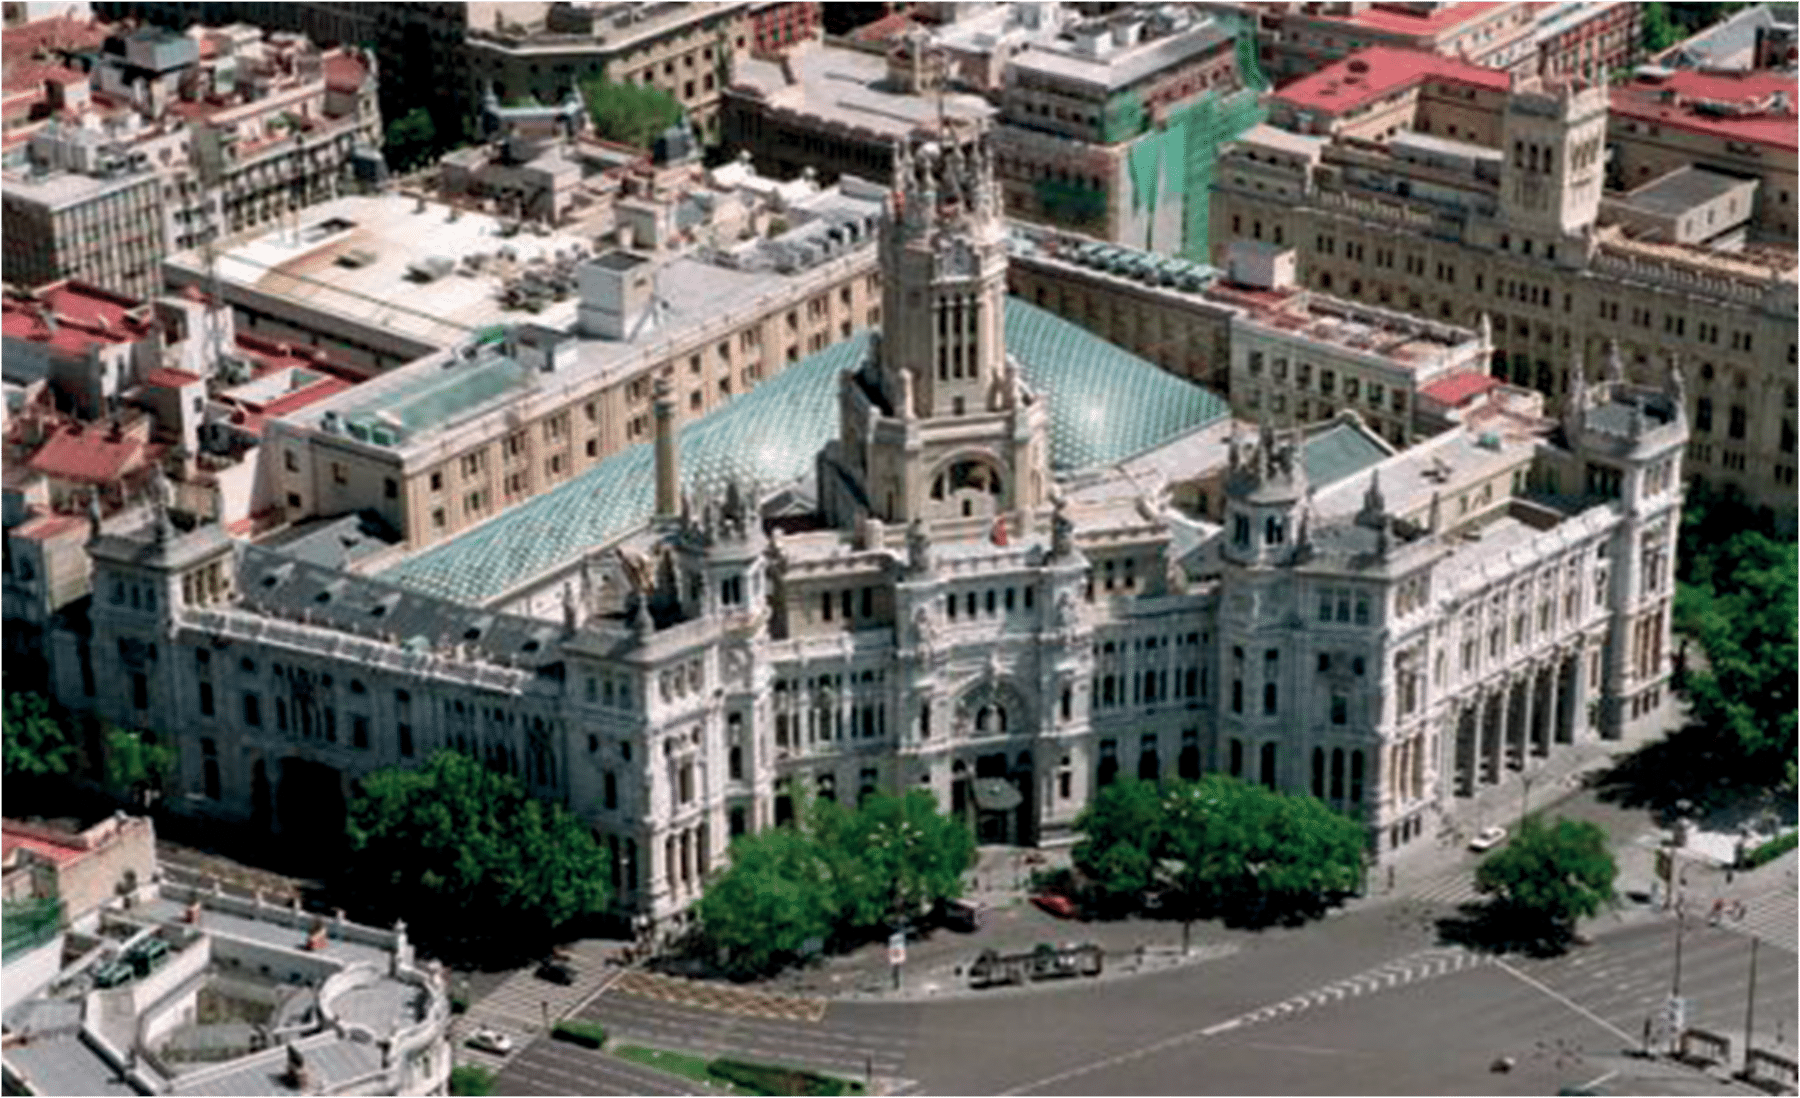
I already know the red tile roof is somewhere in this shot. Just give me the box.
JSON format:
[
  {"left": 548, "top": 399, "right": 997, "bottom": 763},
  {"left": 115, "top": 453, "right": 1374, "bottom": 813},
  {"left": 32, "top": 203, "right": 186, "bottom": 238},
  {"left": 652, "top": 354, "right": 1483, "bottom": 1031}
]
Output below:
[
  {"left": 0, "top": 16, "right": 109, "bottom": 69},
  {"left": 257, "top": 375, "right": 351, "bottom": 418},
  {"left": 1611, "top": 69, "right": 1799, "bottom": 153},
  {"left": 143, "top": 368, "right": 203, "bottom": 389},
  {"left": 3, "top": 832, "right": 85, "bottom": 867},
  {"left": 1420, "top": 371, "right": 1501, "bottom": 406},
  {"left": 26, "top": 425, "right": 151, "bottom": 485},
  {"left": 322, "top": 51, "right": 367, "bottom": 93},
  {"left": 1273, "top": 45, "right": 1510, "bottom": 118},
  {"left": 11, "top": 512, "right": 88, "bottom": 541},
  {"left": 2, "top": 281, "right": 151, "bottom": 356}
]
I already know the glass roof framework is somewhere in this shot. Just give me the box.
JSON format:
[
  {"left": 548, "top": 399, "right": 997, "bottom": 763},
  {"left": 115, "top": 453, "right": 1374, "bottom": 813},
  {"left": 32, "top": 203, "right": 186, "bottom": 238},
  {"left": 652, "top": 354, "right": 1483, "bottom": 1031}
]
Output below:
[{"left": 378, "top": 299, "right": 1229, "bottom": 603}]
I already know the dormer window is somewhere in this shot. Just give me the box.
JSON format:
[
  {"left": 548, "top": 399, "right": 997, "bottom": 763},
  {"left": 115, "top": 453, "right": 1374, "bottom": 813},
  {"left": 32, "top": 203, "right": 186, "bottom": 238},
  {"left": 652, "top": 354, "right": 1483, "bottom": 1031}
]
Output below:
[
  {"left": 1265, "top": 516, "right": 1286, "bottom": 545},
  {"left": 1233, "top": 513, "right": 1250, "bottom": 548}
]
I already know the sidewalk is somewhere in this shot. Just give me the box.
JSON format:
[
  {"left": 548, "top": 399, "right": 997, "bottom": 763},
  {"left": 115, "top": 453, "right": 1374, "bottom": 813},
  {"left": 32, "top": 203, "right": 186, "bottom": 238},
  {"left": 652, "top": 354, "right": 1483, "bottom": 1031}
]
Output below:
[{"left": 1373, "top": 697, "right": 1698, "bottom": 908}]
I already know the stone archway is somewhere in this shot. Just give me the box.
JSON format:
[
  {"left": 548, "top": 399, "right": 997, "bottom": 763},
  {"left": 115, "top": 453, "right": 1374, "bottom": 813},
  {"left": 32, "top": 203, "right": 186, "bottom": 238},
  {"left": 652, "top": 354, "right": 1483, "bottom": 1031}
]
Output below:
[{"left": 924, "top": 452, "right": 1008, "bottom": 521}]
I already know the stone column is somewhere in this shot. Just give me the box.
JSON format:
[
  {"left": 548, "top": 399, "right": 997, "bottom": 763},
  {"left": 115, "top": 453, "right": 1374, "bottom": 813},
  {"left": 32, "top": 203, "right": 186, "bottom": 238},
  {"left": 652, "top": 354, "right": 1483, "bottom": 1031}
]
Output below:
[
  {"left": 1486, "top": 687, "right": 1506, "bottom": 786},
  {"left": 1518, "top": 665, "right": 1537, "bottom": 762}
]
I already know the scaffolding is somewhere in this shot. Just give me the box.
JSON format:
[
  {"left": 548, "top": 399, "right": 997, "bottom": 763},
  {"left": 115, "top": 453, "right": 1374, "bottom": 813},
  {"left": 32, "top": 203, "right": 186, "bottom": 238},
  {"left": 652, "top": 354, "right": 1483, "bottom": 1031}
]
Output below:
[
  {"left": 1122, "top": 14, "right": 1269, "bottom": 261},
  {"left": 2, "top": 896, "right": 64, "bottom": 962}
]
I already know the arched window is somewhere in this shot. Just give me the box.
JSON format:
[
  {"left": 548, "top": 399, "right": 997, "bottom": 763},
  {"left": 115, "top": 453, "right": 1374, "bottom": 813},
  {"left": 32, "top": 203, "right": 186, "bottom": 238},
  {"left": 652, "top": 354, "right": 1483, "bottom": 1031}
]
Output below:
[
  {"left": 1259, "top": 742, "right": 1277, "bottom": 789},
  {"left": 1350, "top": 750, "right": 1365, "bottom": 802},
  {"left": 1330, "top": 748, "right": 1345, "bottom": 800},
  {"left": 1312, "top": 747, "right": 1325, "bottom": 798}
]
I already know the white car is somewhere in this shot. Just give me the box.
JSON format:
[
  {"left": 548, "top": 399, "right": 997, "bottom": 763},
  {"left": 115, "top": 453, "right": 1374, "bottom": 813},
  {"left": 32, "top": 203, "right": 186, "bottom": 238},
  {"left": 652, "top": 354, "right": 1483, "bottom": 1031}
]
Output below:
[
  {"left": 1468, "top": 826, "right": 1509, "bottom": 853},
  {"left": 466, "top": 1027, "right": 514, "bottom": 1056}
]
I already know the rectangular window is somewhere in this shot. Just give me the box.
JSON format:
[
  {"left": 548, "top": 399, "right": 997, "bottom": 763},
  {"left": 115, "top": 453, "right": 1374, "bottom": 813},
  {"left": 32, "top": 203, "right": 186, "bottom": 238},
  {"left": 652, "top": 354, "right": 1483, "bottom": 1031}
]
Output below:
[
  {"left": 243, "top": 692, "right": 261, "bottom": 726},
  {"left": 199, "top": 681, "right": 214, "bottom": 716}
]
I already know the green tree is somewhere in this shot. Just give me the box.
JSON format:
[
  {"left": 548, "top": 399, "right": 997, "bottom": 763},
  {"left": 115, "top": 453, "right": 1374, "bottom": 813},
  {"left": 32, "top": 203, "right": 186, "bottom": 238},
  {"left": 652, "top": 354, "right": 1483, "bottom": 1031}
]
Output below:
[
  {"left": 384, "top": 106, "right": 438, "bottom": 172},
  {"left": 1072, "top": 779, "right": 1168, "bottom": 913},
  {"left": 832, "top": 791, "right": 976, "bottom": 930},
  {"left": 1672, "top": 483, "right": 1797, "bottom": 794},
  {"left": 345, "top": 751, "right": 608, "bottom": 957},
  {"left": 102, "top": 724, "right": 175, "bottom": 805},
  {"left": 1641, "top": 2, "right": 1681, "bottom": 53},
  {"left": 579, "top": 76, "right": 683, "bottom": 150},
  {"left": 1158, "top": 776, "right": 1364, "bottom": 926},
  {"left": 695, "top": 825, "right": 838, "bottom": 977},
  {"left": 1474, "top": 815, "right": 1616, "bottom": 947},
  {"left": 697, "top": 789, "right": 973, "bottom": 976},
  {"left": 3, "top": 691, "right": 79, "bottom": 779}
]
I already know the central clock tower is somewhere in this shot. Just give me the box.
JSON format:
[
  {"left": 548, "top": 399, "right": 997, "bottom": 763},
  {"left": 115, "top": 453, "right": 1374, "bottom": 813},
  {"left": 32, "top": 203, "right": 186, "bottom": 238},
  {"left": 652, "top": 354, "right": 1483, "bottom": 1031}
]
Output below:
[{"left": 820, "top": 123, "right": 1051, "bottom": 537}]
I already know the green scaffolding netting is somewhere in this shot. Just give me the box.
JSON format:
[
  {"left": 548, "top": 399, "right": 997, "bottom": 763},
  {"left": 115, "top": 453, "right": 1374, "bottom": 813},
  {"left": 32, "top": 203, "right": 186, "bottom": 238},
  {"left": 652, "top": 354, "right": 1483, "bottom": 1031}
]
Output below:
[
  {"left": 3, "top": 897, "right": 63, "bottom": 961},
  {"left": 1122, "top": 15, "right": 1268, "bottom": 261}
]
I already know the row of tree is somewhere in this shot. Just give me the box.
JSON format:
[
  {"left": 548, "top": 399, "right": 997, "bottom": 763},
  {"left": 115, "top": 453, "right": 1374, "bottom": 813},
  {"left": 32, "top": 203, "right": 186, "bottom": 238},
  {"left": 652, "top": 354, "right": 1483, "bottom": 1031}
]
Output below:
[
  {"left": 696, "top": 791, "right": 975, "bottom": 978},
  {"left": 1673, "top": 482, "right": 1798, "bottom": 796},
  {"left": 1070, "top": 776, "right": 1367, "bottom": 936}
]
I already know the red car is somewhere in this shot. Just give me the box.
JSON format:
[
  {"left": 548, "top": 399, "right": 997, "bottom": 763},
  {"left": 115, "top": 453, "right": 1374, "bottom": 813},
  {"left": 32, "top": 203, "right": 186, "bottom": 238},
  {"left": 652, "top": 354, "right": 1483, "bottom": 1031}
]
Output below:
[{"left": 1031, "top": 893, "right": 1079, "bottom": 920}]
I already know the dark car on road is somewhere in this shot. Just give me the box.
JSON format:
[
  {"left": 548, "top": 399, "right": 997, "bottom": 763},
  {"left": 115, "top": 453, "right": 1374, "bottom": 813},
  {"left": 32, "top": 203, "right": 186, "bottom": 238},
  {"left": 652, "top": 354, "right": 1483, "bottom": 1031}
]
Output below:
[{"left": 535, "top": 959, "right": 577, "bottom": 985}]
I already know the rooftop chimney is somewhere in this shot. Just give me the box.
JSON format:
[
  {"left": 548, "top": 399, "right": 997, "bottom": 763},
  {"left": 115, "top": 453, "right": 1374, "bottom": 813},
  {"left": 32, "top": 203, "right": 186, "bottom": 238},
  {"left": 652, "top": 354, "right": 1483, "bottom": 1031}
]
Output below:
[{"left": 653, "top": 376, "right": 678, "bottom": 519}]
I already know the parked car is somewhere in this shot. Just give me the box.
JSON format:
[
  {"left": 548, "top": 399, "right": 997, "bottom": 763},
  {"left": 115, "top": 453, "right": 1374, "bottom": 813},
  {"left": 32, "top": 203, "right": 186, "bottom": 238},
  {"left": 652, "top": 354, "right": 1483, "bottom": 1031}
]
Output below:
[
  {"left": 1468, "top": 826, "right": 1509, "bottom": 852},
  {"left": 466, "top": 1027, "right": 514, "bottom": 1055},
  {"left": 535, "top": 959, "right": 577, "bottom": 985},
  {"left": 936, "top": 898, "right": 984, "bottom": 932},
  {"left": 1030, "top": 893, "right": 1079, "bottom": 920}
]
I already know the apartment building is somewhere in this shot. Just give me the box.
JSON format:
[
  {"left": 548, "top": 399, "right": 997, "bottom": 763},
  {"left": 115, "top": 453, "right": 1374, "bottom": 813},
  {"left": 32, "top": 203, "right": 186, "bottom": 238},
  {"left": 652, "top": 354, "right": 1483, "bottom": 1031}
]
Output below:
[
  {"left": 1213, "top": 50, "right": 1798, "bottom": 522},
  {"left": 1248, "top": 1, "right": 1641, "bottom": 85},
  {"left": 2, "top": 18, "right": 383, "bottom": 298},
  {"left": 725, "top": 4, "right": 1265, "bottom": 259},
  {"left": 464, "top": 1, "right": 819, "bottom": 145}
]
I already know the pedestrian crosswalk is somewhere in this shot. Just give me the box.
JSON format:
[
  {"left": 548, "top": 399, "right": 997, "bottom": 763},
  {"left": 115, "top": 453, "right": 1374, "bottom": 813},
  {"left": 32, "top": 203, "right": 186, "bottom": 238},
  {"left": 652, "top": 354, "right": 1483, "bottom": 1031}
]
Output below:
[
  {"left": 1216, "top": 948, "right": 1496, "bottom": 1034},
  {"left": 452, "top": 940, "right": 624, "bottom": 1066},
  {"left": 1403, "top": 866, "right": 1485, "bottom": 909},
  {"left": 608, "top": 970, "right": 829, "bottom": 1023}
]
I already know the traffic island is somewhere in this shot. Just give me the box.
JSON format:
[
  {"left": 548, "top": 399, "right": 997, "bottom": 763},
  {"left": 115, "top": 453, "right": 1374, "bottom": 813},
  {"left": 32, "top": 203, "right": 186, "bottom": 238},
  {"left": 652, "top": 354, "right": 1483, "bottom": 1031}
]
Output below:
[{"left": 612, "top": 1045, "right": 869, "bottom": 1096}]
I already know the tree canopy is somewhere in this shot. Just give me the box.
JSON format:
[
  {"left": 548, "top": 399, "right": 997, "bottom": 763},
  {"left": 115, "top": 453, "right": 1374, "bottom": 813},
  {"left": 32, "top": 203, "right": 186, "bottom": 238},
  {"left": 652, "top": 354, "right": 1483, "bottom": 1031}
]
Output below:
[
  {"left": 1673, "top": 482, "right": 1797, "bottom": 793},
  {"left": 383, "top": 107, "right": 439, "bottom": 173},
  {"left": 696, "top": 790, "right": 973, "bottom": 977},
  {"left": 1640, "top": 3, "right": 1681, "bottom": 53},
  {"left": 579, "top": 76, "right": 683, "bottom": 150},
  {"left": 344, "top": 751, "right": 609, "bottom": 958},
  {"left": 3, "top": 691, "right": 79, "bottom": 780},
  {"left": 1474, "top": 815, "right": 1615, "bottom": 946},
  {"left": 1074, "top": 776, "right": 1366, "bottom": 925},
  {"left": 1072, "top": 780, "right": 1168, "bottom": 912}
]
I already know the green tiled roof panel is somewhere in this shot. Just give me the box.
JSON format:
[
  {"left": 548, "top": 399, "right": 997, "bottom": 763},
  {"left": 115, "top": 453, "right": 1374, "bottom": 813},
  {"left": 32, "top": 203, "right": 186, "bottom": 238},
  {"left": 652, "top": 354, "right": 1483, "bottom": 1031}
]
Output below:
[
  {"left": 1301, "top": 422, "right": 1389, "bottom": 488},
  {"left": 378, "top": 299, "right": 1227, "bottom": 602}
]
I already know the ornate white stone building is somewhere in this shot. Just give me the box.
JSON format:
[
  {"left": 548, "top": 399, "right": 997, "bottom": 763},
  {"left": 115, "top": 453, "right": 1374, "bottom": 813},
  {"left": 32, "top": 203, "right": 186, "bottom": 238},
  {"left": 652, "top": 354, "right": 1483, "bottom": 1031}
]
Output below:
[{"left": 43, "top": 126, "right": 1684, "bottom": 934}]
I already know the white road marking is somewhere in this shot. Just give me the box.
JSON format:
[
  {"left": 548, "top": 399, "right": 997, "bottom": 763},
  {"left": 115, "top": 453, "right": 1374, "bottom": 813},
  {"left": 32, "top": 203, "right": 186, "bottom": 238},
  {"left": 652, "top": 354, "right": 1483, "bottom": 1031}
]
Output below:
[{"left": 1494, "top": 959, "right": 1634, "bottom": 1044}]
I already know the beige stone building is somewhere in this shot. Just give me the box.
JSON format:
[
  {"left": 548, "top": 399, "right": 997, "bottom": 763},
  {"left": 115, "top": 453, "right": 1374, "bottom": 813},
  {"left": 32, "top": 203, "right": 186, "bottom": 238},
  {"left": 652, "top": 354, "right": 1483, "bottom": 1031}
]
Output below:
[
  {"left": 164, "top": 184, "right": 885, "bottom": 551},
  {"left": 1213, "top": 54, "right": 1799, "bottom": 523},
  {"left": 464, "top": 1, "right": 819, "bottom": 144}
]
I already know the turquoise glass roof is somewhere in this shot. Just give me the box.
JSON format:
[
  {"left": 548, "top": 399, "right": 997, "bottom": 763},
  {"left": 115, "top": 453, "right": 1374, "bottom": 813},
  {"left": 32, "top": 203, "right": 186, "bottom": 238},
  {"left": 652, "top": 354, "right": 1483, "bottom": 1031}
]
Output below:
[{"left": 379, "top": 299, "right": 1228, "bottom": 602}]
